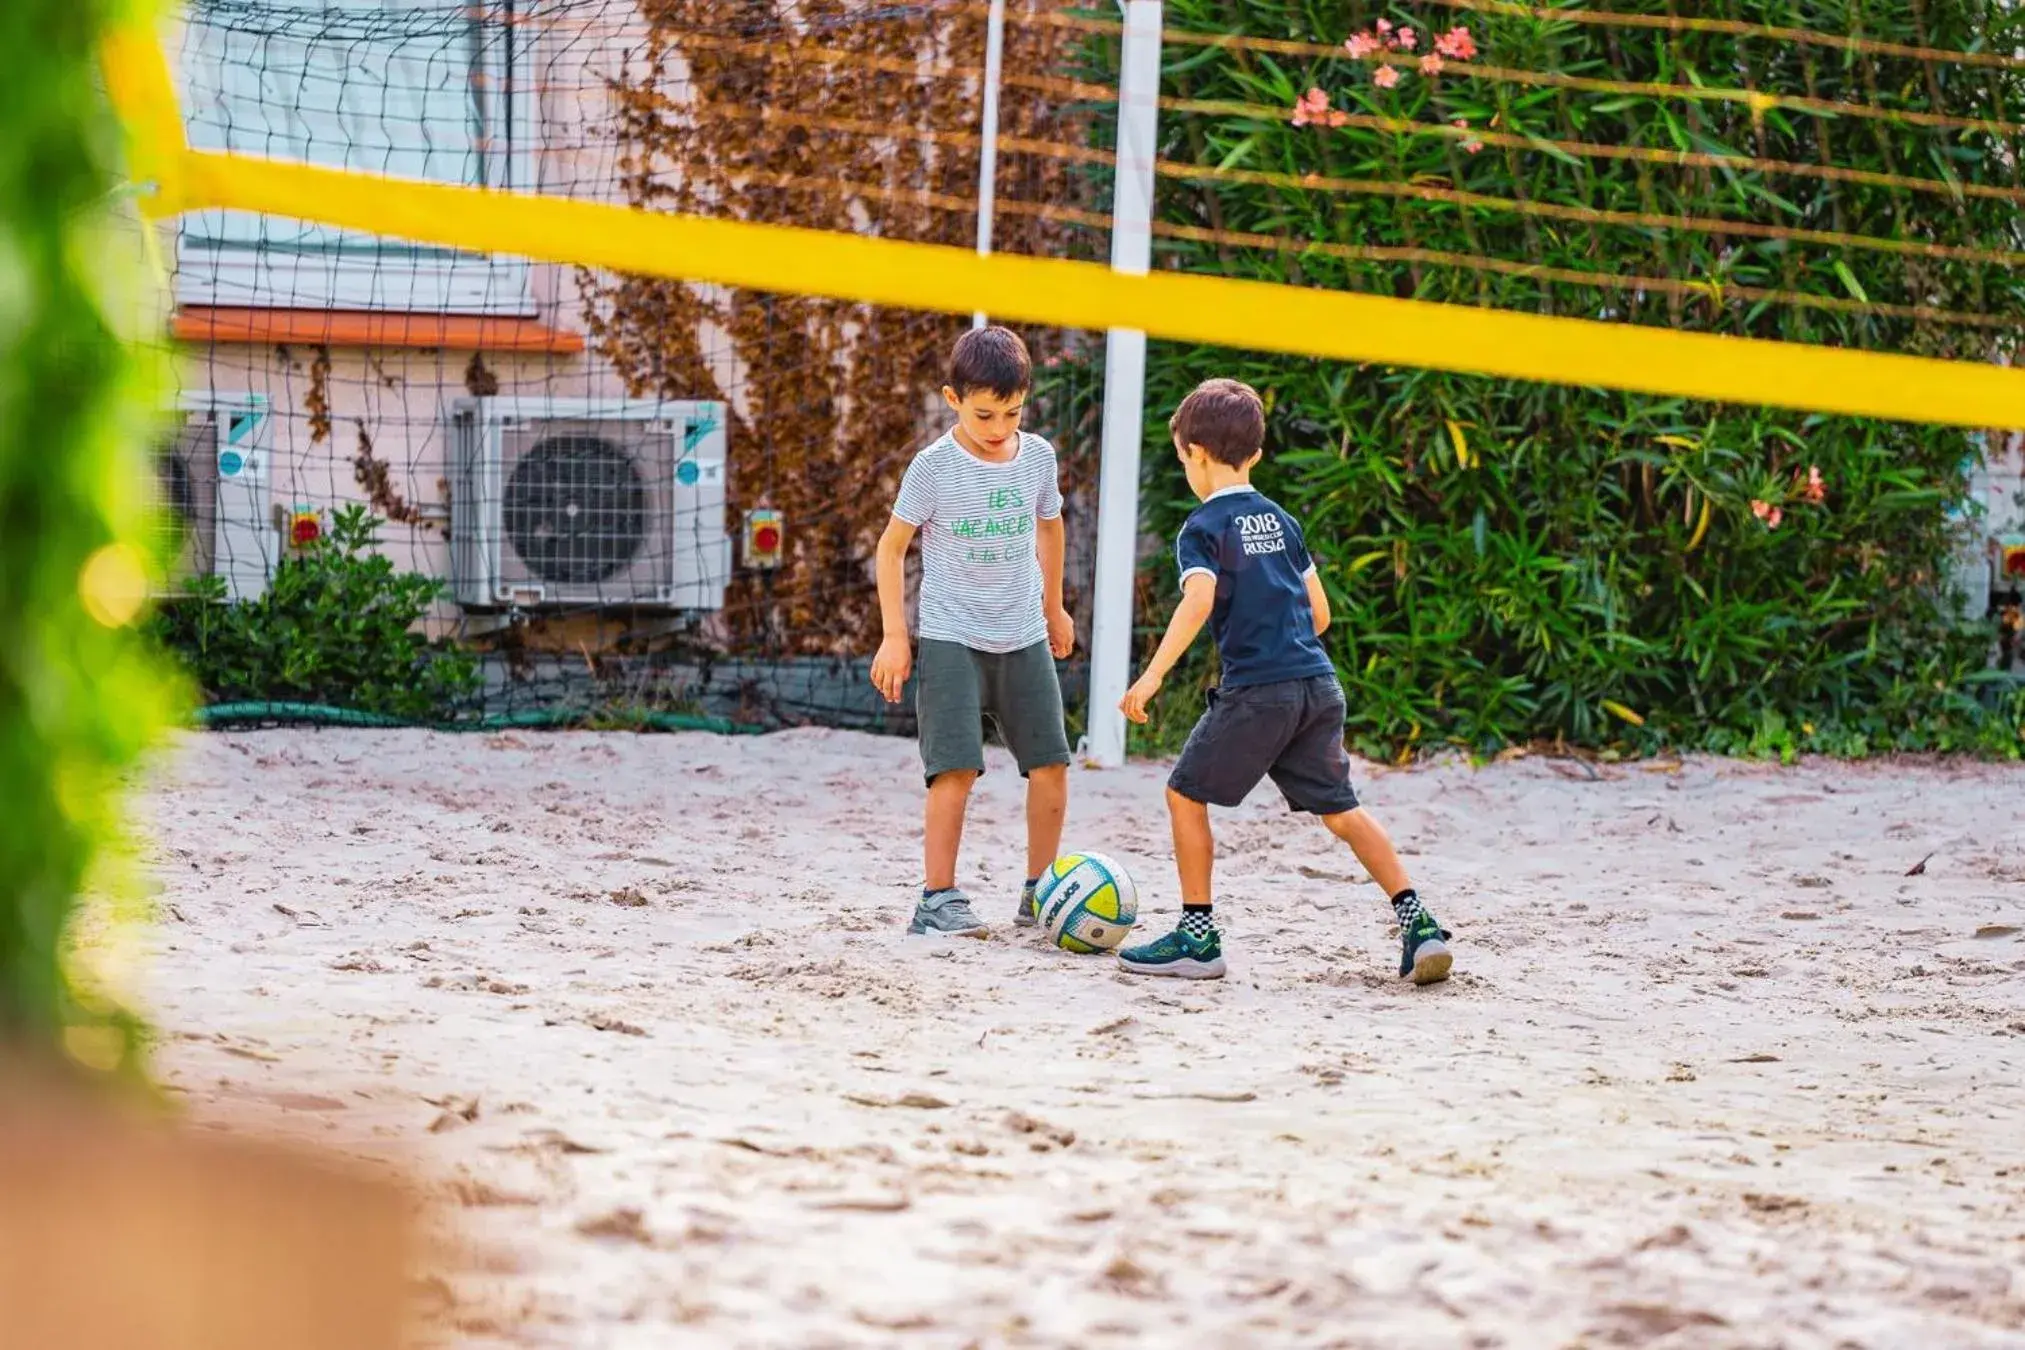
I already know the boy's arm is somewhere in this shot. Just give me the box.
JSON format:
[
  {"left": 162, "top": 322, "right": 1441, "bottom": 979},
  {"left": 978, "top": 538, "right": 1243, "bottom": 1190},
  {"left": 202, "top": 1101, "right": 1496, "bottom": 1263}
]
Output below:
[
  {"left": 1036, "top": 443, "right": 1072, "bottom": 657},
  {"left": 870, "top": 515, "right": 918, "bottom": 703},
  {"left": 1304, "top": 567, "right": 1331, "bottom": 635},
  {"left": 1120, "top": 573, "right": 1216, "bottom": 723},
  {"left": 1037, "top": 515, "right": 1072, "bottom": 656}
]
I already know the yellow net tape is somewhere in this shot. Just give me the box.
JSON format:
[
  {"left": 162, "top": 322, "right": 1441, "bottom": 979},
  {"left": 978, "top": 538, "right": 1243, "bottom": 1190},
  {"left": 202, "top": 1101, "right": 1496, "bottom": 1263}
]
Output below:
[
  {"left": 103, "top": 24, "right": 2025, "bottom": 432},
  {"left": 99, "top": 19, "right": 187, "bottom": 214}
]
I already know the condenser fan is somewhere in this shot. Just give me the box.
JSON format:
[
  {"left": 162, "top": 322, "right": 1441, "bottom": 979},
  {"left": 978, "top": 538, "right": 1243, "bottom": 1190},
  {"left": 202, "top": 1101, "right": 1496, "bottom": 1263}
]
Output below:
[{"left": 502, "top": 434, "right": 649, "bottom": 586}]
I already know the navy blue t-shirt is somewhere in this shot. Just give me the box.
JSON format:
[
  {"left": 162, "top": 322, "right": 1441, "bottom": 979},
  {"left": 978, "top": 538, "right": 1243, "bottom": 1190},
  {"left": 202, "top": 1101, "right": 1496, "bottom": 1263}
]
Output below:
[{"left": 1175, "top": 485, "right": 1334, "bottom": 689}]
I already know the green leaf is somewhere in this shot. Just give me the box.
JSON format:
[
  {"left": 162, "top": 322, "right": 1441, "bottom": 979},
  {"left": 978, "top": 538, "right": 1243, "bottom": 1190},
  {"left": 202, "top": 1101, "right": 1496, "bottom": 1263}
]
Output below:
[{"left": 1524, "top": 133, "right": 1585, "bottom": 168}]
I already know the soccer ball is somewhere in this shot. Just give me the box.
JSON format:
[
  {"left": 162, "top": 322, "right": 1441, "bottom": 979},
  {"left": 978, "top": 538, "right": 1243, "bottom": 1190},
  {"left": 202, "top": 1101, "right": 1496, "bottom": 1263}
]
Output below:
[{"left": 1035, "top": 851, "right": 1139, "bottom": 953}]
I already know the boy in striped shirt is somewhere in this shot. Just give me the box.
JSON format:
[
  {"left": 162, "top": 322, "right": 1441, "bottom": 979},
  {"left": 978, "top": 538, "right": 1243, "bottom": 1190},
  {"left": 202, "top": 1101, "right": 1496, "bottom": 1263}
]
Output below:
[{"left": 871, "top": 328, "right": 1075, "bottom": 935}]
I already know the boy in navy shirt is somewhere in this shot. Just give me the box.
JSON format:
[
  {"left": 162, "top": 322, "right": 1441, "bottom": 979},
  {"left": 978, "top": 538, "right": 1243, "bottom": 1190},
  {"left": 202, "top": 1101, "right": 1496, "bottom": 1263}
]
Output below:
[{"left": 1117, "top": 378, "right": 1455, "bottom": 984}]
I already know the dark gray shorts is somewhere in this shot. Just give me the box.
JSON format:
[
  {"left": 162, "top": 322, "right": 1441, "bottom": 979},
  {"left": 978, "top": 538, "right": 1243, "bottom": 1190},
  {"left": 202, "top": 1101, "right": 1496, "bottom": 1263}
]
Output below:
[
  {"left": 916, "top": 638, "right": 1071, "bottom": 784},
  {"left": 1168, "top": 674, "right": 1361, "bottom": 815}
]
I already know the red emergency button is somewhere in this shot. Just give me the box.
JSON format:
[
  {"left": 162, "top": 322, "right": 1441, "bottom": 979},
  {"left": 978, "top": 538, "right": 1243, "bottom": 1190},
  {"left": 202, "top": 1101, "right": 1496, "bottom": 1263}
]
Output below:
[{"left": 744, "top": 509, "right": 784, "bottom": 570}]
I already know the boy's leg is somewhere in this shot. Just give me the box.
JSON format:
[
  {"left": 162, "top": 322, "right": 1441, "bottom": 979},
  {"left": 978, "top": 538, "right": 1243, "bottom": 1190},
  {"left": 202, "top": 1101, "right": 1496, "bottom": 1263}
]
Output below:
[
  {"left": 1318, "top": 807, "right": 1410, "bottom": 896},
  {"left": 910, "top": 641, "right": 989, "bottom": 936},
  {"left": 1117, "top": 786, "right": 1226, "bottom": 978},
  {"left": 1318, "top": 805, "right": 1449, "bottom": 982},
  {"left": 1119, "top": 685, "right": 1296, "bottom": 979},
  {"left": 1024, "top": 765, "right": 1067, "bottom": 883},
  {"left": 1270, "top": 677, "right": 1453, "bottom": 985},
  {"left": 986, "top": 640, "right": 1072, "bottom": 925},
  {"left": 1169, "top": 787, "right": 1214, "bottom": 909},
  {"left": 925, "top": 770, "right": 979, "bottom": 893}
]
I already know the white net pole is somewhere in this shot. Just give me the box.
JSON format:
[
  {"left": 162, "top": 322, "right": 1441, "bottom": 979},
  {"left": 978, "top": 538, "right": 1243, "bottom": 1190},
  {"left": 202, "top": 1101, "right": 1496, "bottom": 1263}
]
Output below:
[
  {"left": 1084, "top": 0, "right": 1161, "bottom": 769},
  {"left": 971, "top": 0, "right": 1005, "bottom": 330}
]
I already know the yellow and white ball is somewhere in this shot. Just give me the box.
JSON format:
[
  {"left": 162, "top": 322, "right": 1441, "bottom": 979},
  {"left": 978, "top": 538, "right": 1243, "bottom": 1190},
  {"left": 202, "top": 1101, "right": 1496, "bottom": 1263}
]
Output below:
[{"left": 1035, "top": 851, "right": 1138, "bottom": 953}]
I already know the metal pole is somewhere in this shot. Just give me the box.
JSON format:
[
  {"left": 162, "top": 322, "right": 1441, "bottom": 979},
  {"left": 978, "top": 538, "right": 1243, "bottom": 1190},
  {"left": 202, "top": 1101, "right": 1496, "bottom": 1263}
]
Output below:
[
  {"left": 1083, "top": 0, "right": 1160, "bottom": 769},
  {"left": 972, "top": 0, "right": 1006, "bottom": 329}
]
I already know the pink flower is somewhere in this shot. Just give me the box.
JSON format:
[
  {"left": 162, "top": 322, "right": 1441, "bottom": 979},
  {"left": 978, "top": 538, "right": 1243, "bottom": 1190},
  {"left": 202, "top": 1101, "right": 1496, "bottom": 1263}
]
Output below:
[
  {"left": 1291, "top": 86, "right": 1330, "bottom": 127},
  {"left": 1375, "top": 18, "right": 1393, "bottom": 34},
  {"left": 1803, "top": 465, "right": 1827, "bottom": 503},
  {"left": 1373, "top": 64, "right": 1401, "bottom": 89},
  {"left": 1751, "top": 500, "right": 1784, "bottom": 529},
  {"left": 1435, "top": 26, "right": 1478, "bottom": 60},
  {"left": 1391, "top": 26, "right": 1419, "bottom": 51},
  {"left": 1345, "top": 30, "right": 1382, "bottom": 59},
  {"left": 1420, "top": 53, "right": 1444, "bottom": 75}
]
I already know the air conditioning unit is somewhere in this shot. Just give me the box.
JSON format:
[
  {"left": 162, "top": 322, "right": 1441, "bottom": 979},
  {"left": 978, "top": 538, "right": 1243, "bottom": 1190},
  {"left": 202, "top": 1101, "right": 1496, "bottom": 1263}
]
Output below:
[
  {"left": 148, "top": 392, "right": 274, "bottom": 601},
  {"left": 447, "top": 396, "right": 731, "bottom": 610},
  {"left": 1952, "top": 437, "right": 2025, "bottom": 674}
]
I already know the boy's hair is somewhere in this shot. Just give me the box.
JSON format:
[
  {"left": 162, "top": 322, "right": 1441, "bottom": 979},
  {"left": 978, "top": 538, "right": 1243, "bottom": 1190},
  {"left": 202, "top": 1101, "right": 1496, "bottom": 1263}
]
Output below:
[
  {"left": 947, "top": 326, "right": 1032, "bottom": 400},
  {"left": 1169, "top": 377, "right": 1266, "bottom": 467}
]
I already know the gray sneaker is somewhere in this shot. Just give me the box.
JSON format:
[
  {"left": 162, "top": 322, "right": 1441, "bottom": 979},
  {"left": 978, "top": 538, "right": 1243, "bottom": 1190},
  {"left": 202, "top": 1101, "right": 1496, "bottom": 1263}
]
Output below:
[
  {"left": 908, "top": 888, "right": 987, "bottom": 937},
  {"left": 1015, "top": 883, "right": 1040, "bottom": 928}
]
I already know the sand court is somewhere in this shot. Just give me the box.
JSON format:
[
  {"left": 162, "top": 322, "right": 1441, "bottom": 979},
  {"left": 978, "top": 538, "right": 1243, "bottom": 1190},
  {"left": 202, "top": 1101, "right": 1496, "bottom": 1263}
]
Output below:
[{"left": 129, "top": 728, "right": 2025, "bottom": 1348}]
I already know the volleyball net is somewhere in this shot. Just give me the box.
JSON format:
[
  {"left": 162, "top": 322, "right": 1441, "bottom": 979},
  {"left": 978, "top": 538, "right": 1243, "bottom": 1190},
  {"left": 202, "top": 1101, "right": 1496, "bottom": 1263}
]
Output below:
[{"left": 102, "top": 0, "right": 2025, "bottom": 732}]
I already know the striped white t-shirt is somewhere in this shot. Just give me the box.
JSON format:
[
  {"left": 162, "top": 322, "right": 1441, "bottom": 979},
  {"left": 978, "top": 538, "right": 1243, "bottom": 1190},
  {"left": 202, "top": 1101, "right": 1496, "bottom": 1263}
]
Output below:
[{"left": 893, "top": 429, "right": 1063, "bottom": 654}]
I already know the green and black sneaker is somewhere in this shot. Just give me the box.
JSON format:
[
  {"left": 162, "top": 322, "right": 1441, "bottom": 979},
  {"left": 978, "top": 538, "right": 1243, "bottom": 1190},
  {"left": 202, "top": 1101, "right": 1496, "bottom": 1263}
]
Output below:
[
  {"left": 1399, "top": 910, "right": 1453, "bottom": 986},
  {"left": 1117, "top": 922, "right": 1227, "bottom": 980}
]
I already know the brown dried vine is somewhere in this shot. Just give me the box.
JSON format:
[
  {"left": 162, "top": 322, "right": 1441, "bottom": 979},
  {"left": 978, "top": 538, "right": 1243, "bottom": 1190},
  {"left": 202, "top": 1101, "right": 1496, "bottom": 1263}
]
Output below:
[
  {"left": 351, "top": 419, "right": 436, "bottom": 532},
  {"left": 463, "top": 351, "right": 501, "bottom": 398},
  {"left": 580, "top": 1, "right": 1095, "bottom": 655},
  {"left": 304, "top": 344, "right": 333, "bottom": 446}
]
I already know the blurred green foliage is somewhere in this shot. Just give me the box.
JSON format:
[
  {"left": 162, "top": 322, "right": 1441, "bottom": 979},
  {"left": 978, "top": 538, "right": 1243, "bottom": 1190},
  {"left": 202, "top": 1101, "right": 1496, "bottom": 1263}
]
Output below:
[{"left": 1, "top": 0, "right": 180, "bottom": 1074}]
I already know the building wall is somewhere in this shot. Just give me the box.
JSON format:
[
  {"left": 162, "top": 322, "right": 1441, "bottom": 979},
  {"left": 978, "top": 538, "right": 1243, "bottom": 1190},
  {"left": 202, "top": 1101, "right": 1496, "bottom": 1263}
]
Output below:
[
  {"left": 164, "top": 0, "right": 1106, "bottom": 661},
  {"left": 167, "top": 0, "right": 720, "bottom": 635}
]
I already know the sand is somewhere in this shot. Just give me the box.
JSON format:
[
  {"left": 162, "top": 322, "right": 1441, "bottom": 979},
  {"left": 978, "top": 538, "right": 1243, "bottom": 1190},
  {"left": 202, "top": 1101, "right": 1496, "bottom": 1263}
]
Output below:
[{"left": 126, "top": 727, "right": 2025, "bottom": 1349}]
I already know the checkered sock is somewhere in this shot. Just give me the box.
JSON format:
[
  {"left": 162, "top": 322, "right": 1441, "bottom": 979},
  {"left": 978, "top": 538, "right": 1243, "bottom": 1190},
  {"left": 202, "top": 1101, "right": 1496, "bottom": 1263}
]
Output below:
[
  {"left": 1391, "top": 888, "right": 1427, "bottom": 927},
  {"left": 1180, "top": 906, "right": 1215, "bottom": 941}
]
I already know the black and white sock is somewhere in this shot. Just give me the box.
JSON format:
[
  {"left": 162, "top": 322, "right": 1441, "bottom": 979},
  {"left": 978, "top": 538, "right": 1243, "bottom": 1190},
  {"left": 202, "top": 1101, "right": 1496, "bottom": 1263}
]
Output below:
[
  {"left": 1180, "top": 905, "right": 1216, "bottom": 940},
  {"left": 1391, "top": 889, "right": 1426, "bottom": 927}
]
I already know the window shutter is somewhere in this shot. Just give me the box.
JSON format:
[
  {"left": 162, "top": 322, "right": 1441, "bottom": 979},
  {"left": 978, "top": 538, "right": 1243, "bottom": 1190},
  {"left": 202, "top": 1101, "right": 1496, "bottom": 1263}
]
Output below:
[{"left": 175, "top": 0, "right": 533, "bottom": 315}]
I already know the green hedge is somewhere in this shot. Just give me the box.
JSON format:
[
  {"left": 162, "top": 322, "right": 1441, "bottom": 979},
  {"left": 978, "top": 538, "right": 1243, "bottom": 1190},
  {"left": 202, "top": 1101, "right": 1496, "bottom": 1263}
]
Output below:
[
  {"left": 1104, "top": 0, "right": 2025, "bottom": 759},
  {"left": 1, "top": 0, "right": 177, "bottom": 1073},
  {"left": 147, "top": 505, "right": 482, "bottom": 721}
]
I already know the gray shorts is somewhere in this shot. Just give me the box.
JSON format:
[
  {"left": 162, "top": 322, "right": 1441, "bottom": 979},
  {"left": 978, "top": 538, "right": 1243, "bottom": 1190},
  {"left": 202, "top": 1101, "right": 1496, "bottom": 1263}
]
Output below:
[
  {"left": 916, "top": 638, "right": 1071, "bottom": 784},
  {"left": 1168, "top": 674, "right": 1361, "bottom": 815}
]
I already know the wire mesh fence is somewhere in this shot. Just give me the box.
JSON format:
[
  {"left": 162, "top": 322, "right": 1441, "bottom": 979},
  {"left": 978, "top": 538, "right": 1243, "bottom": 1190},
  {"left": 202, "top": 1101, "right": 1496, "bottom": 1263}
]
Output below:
[
  {"left": 162, "top": 0, "right": 1112, "bottom": 729},
  {"left": 152, "top": 0, "right": 2025, "bottom": 744}
]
